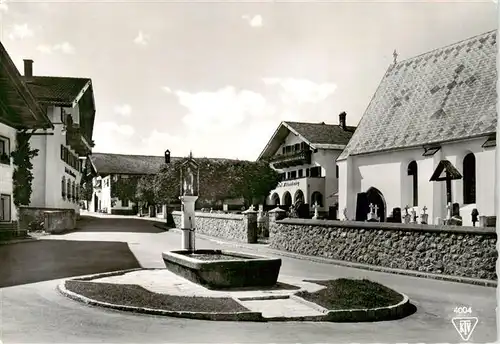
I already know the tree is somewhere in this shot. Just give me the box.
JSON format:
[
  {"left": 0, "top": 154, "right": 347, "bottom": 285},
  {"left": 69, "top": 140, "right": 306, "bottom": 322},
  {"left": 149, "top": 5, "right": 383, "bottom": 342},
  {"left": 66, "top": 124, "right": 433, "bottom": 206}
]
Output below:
[
  {"left": 135, "top": 174, "right": 158, "bottom": 207},
  {"left": 153, "top": 157, "right": 280, "bottom": 209},
  {"left": 231, "top": 160, "right": 281, "bottom": 207},
  {"left": 111, "top": 175, "right": 141, "bottom": 203}
]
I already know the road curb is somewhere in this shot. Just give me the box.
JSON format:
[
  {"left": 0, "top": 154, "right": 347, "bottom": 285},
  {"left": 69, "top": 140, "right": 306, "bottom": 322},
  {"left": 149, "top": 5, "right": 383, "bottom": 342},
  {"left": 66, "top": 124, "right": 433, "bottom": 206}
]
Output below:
[
  {"left": 0, "top": 237, "right": 39, "bottom": 245},
  {"left": 58, "top": 268, "right": 414, "bottom": 323},
  {"left": 57, "top": 279, "right": 265, "bottom": 322}
]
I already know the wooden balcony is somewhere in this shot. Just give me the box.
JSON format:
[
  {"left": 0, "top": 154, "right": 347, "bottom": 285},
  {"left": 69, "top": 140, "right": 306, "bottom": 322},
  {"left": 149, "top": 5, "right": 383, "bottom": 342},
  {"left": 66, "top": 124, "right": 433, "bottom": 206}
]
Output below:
[
  {"left": 270, "top": 149, "right": 312, "bottom": 169},
  {"left": 65, "top": 120, "right": 92, "bottom": 156}
]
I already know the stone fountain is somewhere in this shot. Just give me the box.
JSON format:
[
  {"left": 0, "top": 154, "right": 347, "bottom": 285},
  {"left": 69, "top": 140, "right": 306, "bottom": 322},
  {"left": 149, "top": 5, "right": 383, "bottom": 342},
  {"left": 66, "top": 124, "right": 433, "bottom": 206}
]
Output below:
[{"left": 162, "top": 152, "right": 282, "bottom": 290}]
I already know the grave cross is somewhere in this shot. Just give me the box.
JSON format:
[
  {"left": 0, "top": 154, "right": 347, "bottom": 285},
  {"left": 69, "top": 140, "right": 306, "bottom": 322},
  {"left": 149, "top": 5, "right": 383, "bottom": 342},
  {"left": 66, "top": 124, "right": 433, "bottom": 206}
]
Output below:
[
  {"left": 422, "top": 205, "right": 428, "bottom": 214},
  {"left": 313, "top": 202, "right": 320, "bottom": 219},
  {"left": 404, "top": 205, "right": 410, "bottom": 214},
  {"left": 369, "top": 203, "right": 375, "bottom": 214},
  {"left": 373, "top": 204, "right": 379, "bottom": 215}
]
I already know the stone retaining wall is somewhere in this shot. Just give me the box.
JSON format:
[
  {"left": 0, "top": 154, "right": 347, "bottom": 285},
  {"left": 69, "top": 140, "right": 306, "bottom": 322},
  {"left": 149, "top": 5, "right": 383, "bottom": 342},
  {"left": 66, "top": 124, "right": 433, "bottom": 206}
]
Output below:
[
  {"left": 18, "top": 206, "right": 76, "bottom": 232},
  {"left": 269, "top": 217, "right": 497, "bottom": 280},
  {"left": 172, "top": 211, "right": 249, "bottom": 242}
]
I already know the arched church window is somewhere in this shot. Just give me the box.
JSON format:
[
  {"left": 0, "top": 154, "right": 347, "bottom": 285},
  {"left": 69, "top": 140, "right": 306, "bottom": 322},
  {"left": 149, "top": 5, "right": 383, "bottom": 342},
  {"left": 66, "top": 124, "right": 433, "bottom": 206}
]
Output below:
[
  {"left": 407, "top": 161, "right": 418, "bottom": 206},
  {"left": 463, "top": 153, "right": 476, "bottom": 204}
]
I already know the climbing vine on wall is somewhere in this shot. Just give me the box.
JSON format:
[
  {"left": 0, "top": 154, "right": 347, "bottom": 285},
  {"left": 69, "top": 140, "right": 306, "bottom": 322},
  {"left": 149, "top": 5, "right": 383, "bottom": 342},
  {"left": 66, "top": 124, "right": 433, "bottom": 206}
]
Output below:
[
  {"left": 11, "top": 132, "right": 39, "bottom": 207},
  {"left": 80, "top": 169, "right": 94, "bottom": 202}
]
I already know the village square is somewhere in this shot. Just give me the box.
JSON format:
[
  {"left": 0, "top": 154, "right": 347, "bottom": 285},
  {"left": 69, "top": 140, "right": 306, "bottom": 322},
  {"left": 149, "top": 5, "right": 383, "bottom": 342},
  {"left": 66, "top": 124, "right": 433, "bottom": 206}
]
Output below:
[{"left": 0, "top": 1, "right": 498, "bottom": 343}]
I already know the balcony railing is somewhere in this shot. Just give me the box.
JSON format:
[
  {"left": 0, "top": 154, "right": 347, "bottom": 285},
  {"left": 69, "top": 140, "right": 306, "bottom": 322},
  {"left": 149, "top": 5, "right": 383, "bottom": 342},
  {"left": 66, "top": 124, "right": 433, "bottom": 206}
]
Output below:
[
  {"left": 66, "top": 122, "right": 92, "bottom": 156},
  {"left": 270, "top": 149, "right": 312, "bottom": 169}
]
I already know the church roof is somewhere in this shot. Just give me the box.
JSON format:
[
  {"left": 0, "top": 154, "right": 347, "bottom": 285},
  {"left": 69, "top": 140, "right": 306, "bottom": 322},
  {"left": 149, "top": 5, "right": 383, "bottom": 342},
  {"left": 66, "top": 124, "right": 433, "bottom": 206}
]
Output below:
[
  {"left": 338, "top": 30, "right": 497, "bottom": 161},
  {"left": 258, "top": 120, "right": 356, "bottom": 160}
]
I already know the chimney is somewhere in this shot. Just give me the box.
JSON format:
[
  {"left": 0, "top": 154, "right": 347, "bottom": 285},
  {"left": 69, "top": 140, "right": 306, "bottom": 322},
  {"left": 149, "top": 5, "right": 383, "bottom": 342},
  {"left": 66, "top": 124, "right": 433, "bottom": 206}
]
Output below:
[
  {"left": 339, "top": 111, "right": 347, "bottom": 130},
  {"left": 23, "top": 59, "right": 33, "bottom": 78}
]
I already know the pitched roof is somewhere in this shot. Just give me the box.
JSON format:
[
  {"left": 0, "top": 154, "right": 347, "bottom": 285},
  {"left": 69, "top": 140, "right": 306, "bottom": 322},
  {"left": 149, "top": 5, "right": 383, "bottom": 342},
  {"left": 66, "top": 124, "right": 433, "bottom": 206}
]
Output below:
[
  {"left": 285, "top": 121, "right": 356, "bottom": 145},
  {"left": 257, "top": 120, "right": 356, "bottom": 160},
  {"left": 90, "top": 153, "right": 176, "bottom": 175},
  {"left": 0, "top": 44, "right": 52, "bottom": 129},
  {"left": 90, "top": 152, "right": 249, "bottom": 175},
  {"left": 338, "top": 30, "right": 497, "bottom": 161},
  {"left": 24, "top": 76, "right": 91, "bottom": 106}
]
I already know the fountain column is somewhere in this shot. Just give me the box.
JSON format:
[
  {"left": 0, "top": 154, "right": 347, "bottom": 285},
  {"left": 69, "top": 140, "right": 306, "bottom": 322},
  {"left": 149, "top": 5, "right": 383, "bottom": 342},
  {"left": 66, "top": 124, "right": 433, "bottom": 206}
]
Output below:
[
  {"left": 180, "top": 195, "right": 198, "bottom": 251},
  {"left": 179, "top": 151, "right": 199, "bottom": 252}
]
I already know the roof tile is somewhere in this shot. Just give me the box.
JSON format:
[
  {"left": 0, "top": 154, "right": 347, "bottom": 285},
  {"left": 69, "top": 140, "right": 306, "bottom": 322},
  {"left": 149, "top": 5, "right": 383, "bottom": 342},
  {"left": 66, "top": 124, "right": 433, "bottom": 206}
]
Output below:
[
  {"left": 284, "top": 121, "right": 356, "bottom": 146},
  {"left": 339, "top": 30, "right": 497, "bottom": 160},
  {"left": 24, "top": 76, "right": 90, "bottom": 104}
]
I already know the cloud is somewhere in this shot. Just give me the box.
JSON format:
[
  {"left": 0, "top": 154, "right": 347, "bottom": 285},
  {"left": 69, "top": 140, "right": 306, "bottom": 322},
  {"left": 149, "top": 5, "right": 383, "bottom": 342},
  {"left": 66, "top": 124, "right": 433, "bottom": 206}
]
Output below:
[
  {"left": 8, "top": 23, "right": 34, "bottom": 40},
  {"left": 172, "top": 86, "right": 274, "bottom": 134},
  {"left": 0, "top": 0, "right": 8, "bottom": 12},
  {"left": 113, "top": 104, "right": 132, "bottom": 117},
  {"left": 133, "top": 31, "right": 150, "bottom": 45},
  {"left": 140, "top": 118, "right": 278, "bottom": 161},
  {"left": 242, "top": 14, "right": 263, "bottom": 28},
  {"left": 92, "top": 121, "right": 136, "bottom": 153},
  {"left": 139, "top": 85, "right": 278, "bottom": 160},
  {"left": 37, "top": 42, "right": 75, "bottom": 54},
  {"left": 262, "top": 77, "right": 337, "bottom": 104}
]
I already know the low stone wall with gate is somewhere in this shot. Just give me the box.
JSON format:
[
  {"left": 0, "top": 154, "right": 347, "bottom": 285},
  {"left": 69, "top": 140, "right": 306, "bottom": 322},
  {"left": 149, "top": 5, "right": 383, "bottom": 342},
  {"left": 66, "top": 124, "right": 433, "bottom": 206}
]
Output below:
[{"left": 267, "top": 209, "right": 497, "bottom": 280}]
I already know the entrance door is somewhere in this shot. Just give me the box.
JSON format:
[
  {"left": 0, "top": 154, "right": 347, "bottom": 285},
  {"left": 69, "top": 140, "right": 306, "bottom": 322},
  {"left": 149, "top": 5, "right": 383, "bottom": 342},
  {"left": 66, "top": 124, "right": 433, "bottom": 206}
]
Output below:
[
  {"left": 0, "top": 194, "right": 11, "bottom": 222},
  {"left": 355, "top": 192, "right": 369, "bottom": 221}
]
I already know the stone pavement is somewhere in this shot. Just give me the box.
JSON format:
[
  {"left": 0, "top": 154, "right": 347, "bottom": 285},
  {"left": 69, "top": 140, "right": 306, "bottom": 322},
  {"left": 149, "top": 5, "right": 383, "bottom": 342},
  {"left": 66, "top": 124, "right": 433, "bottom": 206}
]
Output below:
[{"left": 87, "top": 268, "right": 328, "bottom": 318}]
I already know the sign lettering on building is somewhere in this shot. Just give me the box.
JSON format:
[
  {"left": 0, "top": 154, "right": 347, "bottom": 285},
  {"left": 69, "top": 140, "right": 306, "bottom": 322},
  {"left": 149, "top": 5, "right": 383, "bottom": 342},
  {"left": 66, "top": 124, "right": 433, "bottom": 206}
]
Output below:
[{"left": 277, "top": 180, "right": 300, "bottom": 188}]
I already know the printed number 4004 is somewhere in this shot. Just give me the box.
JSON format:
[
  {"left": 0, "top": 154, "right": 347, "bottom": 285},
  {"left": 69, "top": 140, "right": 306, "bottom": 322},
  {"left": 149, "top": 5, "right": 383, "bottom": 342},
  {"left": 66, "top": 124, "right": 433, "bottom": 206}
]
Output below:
[{"left": 454, "top": 306, "right": 472, "bottom": 314}]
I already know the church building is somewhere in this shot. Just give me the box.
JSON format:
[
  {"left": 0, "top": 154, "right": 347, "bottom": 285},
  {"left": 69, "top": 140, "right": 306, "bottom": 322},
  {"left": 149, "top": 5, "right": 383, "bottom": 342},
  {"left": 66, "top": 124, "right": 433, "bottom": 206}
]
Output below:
[{"left": 337, "top": 30, "right": 497, "bottom": 226}]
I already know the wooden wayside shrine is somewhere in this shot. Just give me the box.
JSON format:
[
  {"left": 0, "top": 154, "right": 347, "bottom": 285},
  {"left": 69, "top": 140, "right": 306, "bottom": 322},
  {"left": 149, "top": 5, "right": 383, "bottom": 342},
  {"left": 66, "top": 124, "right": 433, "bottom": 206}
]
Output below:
[{"left": 429, "top": 160, "right": 462, "bottom": 204}]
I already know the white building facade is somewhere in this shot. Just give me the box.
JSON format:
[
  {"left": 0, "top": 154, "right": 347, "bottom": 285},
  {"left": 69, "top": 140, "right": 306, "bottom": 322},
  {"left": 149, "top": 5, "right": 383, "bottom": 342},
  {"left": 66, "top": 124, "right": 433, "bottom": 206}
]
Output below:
[
  {"left": 338, "top": 30, "right": 496, "bottom": 227},
  {"left": 88, "top": 153, "right": 168, "bottom": 215},
  {"left": 258, "top": 117, "right": 355, "bottom": 217},
  {"left": 22, "top": 60, "right": 96, "bottom": 216},
  {"left": 0, "top": 46, "right": 53, "bottom": 223}
]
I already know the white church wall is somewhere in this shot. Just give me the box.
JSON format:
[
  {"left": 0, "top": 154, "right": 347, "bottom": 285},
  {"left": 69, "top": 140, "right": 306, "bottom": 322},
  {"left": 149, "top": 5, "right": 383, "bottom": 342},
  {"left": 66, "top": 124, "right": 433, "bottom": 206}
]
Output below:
[
  {"left": 339, "top": 136, "right": 495, "bottom": 225},
  {"left": 441, "top": 137, "right": 496, "bottom": 225}
]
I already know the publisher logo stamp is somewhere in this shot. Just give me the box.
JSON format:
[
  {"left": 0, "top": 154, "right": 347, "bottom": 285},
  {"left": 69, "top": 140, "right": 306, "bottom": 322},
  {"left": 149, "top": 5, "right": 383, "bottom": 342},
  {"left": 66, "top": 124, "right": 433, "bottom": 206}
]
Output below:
[{"left": 452, "top": 306, "right": 478, "bottom": 341}]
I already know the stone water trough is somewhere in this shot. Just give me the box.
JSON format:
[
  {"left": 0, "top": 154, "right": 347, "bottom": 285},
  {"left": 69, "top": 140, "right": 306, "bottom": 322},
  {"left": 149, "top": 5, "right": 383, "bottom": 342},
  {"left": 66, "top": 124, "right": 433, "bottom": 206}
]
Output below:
[{"left": 162, "top": 249, "right": 282, "bottom": 289}]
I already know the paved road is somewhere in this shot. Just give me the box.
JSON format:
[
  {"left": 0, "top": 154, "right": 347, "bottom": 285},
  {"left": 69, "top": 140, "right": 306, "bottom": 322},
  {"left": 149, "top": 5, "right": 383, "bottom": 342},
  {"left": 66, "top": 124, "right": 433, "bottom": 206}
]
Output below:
[{"left": 0, "top": 216, "right": 496, "bottom": 343}]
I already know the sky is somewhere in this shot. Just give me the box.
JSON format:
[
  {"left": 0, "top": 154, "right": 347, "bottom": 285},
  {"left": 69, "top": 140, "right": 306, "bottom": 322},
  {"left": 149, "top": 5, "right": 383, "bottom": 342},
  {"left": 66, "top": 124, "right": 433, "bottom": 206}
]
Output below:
[{"left": 0, "top": 0, "right": 497, "bottom": 161}]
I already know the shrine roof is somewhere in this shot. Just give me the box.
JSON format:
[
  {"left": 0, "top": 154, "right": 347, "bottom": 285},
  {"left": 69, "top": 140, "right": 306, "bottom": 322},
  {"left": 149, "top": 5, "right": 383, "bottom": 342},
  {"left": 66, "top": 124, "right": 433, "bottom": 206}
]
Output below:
[{"left": 338, "top": 29, "right": 497, "bottom": 161}]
